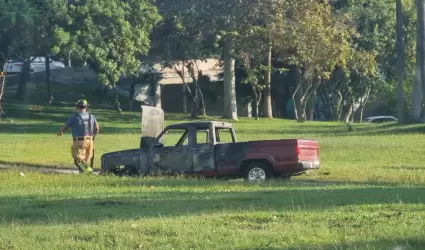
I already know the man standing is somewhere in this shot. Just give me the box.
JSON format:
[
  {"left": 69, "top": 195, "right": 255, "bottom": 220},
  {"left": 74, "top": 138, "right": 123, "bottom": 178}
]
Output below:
[{"left": 57, "top": 99, "right": 99, "bottom": 173}]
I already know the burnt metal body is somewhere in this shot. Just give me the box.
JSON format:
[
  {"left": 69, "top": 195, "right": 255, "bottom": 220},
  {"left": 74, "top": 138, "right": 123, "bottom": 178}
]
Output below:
[{"left": 100, "top": 106, "right": 320, "bottom": 180}]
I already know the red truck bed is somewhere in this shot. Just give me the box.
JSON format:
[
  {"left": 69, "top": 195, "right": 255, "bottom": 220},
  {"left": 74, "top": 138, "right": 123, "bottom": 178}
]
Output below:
[{"left": 213, "top": 139, "right": 320, "bottom": 178}]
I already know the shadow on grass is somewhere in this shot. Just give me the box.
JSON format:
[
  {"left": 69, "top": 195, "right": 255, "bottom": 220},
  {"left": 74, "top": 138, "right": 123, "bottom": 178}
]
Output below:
[
  {"left": 0, "top": 123, "right": 140, "bottom": 134},
  {"left": 1, "top": 102, "right": 201, "bottom": 126},
  {"left": 0, "top": 160, "right": 75, "bottom": 169},
  {"left": 237, "top": 238, "right": 425, "bottom": 250},
  {"left": 237, "top": 123, "right": 425, "bottom": 136},
  {"left": 0, "top": 181, "right": 424, "bottom": 225},
  {"left": 382, "top": 166, "right": 425, "bottom": 171}
]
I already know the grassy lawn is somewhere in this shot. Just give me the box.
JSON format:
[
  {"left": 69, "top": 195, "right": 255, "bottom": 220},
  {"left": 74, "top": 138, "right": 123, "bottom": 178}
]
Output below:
[
  {"left": 1, "top": 83, "right": 425, "bottom": 249},
  {"left": 1, "top": 172, "right": 425, "bottom": 249}
]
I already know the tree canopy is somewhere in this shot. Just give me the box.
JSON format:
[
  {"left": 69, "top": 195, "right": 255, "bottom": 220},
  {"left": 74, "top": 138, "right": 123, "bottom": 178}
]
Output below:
[{"left": 0, "top": 0, "right": 422, "bottom": 123}]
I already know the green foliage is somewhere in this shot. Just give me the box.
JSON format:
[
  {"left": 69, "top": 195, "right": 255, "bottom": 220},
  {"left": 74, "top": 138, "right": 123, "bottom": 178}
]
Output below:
[
  {"left": 0, "top": 0, "right": 42, "bottom": 62},
  {"left": 61, "top": 0, "right": 161, "bottom": 87},
  {"left": 281, "top": 1, "right": 359, "bottom": 79},
  {"left": 315, "top": 0, "right": 418, "bottom": 121},
  {"left": 0, "top": 0, "right": 72, "bottom": 61},
  {"left": 366, "top": 0, "right": 417, "bottom": 112},
  {"left": 151, "top": 0, "right": 214, "bottom": 64},
  {"left": 0, "top": 0, "right": 420, "bottom": 119}
]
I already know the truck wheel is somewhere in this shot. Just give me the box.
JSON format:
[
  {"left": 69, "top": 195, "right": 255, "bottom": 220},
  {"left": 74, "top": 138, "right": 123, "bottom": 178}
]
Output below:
[
  {"left": 112, "top": 165, "right": 138, "bottom": 177},
  {"left": 243, "top": 162, "right": 273, "bottom": 182}
]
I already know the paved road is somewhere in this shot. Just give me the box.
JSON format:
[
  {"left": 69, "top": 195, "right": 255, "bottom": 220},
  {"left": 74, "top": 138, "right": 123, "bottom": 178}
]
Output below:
[{"left": 0, "top": 164, "right": 101, "bottom": 175}]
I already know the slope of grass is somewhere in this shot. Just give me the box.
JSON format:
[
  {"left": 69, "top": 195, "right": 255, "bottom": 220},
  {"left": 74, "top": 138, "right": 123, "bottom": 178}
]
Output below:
[
  {"left": 1, "top": 102, "right": 425, "bottom": 184},
  {"left": 0, "top": 171, "right": 424, "bottom": 250},
  {"left": 1, "top": 82, "right": 425, "bottom": 249}
]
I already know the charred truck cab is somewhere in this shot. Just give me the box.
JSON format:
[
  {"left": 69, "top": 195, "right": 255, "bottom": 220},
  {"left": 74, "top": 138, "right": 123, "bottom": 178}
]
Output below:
[{"left": 100, "top": 106, "right": 320, "bottom": 181}]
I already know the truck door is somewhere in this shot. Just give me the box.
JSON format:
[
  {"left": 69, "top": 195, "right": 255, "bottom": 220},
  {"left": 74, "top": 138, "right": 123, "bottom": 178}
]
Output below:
[
  {"left": 192, "top": 127, "right": 216, "bottom": 175},
  {"left": 151, "top": 128, "right": 192, "bottom": 174}
]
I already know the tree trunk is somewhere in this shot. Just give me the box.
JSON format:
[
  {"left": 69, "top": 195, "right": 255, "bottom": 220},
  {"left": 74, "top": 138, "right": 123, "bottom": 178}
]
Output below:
[
  {"left": 113, "top": 87, "right": 122, "bottom": 113},
  {"left": 0, "top": 73, "right": 5, "bottom": 122},
  {"left": 191, "top": 79, "right": 198, "bottom": 118},
  {"left": 45, "top": 55, "right": 53, "bottom": 104},
  {"left": 15, "top": 59, "right": 31, "bottom": 100},
  {"left": 295, "top": 99, "right": 307, "bottom": 122},
  {"left": 67, "top": 51, "right": 72, "bottom": 67},
  {"left": 411, "top": 0, "right": 423, "bottom": 122},
  {"left": 252, "top": 100, "right": 260, "bottom": 120},
  {"left": 333, "top": 91, "right": 343, "bottom": 121},
  {"left": 223, "top": 41, "right": 238, "bottom": 120},
  {"left": 420, "top": 0, "right": 425, "bottom": 122},
  {"left": 129, "top": 75, "right": 136, "bottom": 111},
  {"left": 154, "top": 83, "right": 161, "bottom": 109},
  {"left": 246, "top": 102, "right": 252, "bottom": 118},
  {"left": 174, "top": 63, "right": 198, "bottom": 114},
  {"left": 251, "top": 83, "right": 261, "bottom": 120},
  {"left": 293, "top": 71, "right": 319, "bottom": 122},
  {"left": 263, "top": 41, "right": 272, "bottom": 118},
  {"left": 396, "top": 0, "right": 406, "bottom": 124},
  {"left": 110, "top": 78, "right": 122, "bottom": 113},
  {"left": 98, "top": 86, "right": 108, "bottom": 104},
  {"left": 292, "top": 67, "right": 305, "bottom": 122},
  {"left": 306, "top": 92, "right": 316, "bottom": 121},
  {"left": 293, "top": 86, "right": 306, "bottom": 122},
  {"left": 182, "top": 83, "right": 187, "bottom": 114},
  {"left": 341, "top": 102, "right": 354, "bottom": 123},
  {"left": 182, "top": 65, "right": 187, "bottom": 114},
  {"left": 359, "top": 88, "right": 370, "bottom": 123},
  {"left": 196, "top": 84, "right": 206, "bottom": 116}
]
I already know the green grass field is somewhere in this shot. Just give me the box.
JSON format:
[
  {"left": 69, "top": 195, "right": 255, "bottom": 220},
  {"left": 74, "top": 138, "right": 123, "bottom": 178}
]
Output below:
[{"left": 1, "top": 83, "right": 425, "bottom": 249}]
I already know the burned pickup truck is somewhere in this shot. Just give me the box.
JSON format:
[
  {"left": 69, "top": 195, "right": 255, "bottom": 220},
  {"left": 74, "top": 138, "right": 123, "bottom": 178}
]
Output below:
[{"left": 100, "top": 106, "right": 320, "bottom": 181}]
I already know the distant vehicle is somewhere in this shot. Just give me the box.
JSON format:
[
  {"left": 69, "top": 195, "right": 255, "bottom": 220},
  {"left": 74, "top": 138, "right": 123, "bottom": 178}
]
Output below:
[
  {"left": 364, "top": 116, "right": 398, "bottom": 123},
  {"left": 100, "top": 106, "right": 321, "bottom": 182},
  {"left": 2, "top": 57, "right": 65, "bottom": 74}
]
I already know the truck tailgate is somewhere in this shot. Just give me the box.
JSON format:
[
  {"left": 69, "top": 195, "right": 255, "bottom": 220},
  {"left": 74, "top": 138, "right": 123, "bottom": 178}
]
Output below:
[{"left": 297, "top": 139, "right": 319, "bottom": 161}]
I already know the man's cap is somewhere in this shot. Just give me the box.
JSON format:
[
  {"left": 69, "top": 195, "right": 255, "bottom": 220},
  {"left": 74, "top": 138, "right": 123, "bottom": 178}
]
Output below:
[{"left": 76, "top": 99, "right": 88, "bottom": 107}]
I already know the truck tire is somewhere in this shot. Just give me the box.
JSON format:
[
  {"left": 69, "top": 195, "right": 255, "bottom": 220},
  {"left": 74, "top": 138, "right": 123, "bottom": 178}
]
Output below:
[
  {"left": 112, "top": 165, "right": 138, "bottom": 177},
  {"left": 242, "top": 161, "right": 274, "bottom": 182}
]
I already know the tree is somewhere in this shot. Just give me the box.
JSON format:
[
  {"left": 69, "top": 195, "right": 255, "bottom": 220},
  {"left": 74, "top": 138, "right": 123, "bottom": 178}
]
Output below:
[
  {"left": 239, "top": 52, "right": 264, "bottom": 120},
  {"left": 150, "top": 1, "right": 214, "bottom": 118},
  {"left": 0, "top": 72, "right": 5, "bottom": 121},
  {"left": 64, "top": 0, "right": 161, "bottom": 112},
  {"left": 197, "top": 1, "right": 266, "bottom": 120},
  {"left": 411, "top": 0, "right": 424, "bottom": 122},
  {"left": 0, "top": 0, "right": 44, "bottom": 100},
  {"left": 35, "top": 0, "right": 71, "bottom": 104},
  {"left": 155, "top": 0, "right": 289, "bottom": 120},
  {"left": 317, "top": 0, "right": 415, "bottom": 123},
  {"left": 396, "top": 0, "right": 406, "bottom": 124},
  {"left": 236, "top": 0, "right": 287, "bottom": 119},
  {"left": 375, "top": 0, "right": 416, "bottom": 118},
  {"left": 418, "top": 0, "right": 425, "bottom": 122},
  {"left": 0, "top": 0, "right": 72, "bottom": 102},
  {"left": 278, "top": 1, "right": 357, "bottom": 122}
]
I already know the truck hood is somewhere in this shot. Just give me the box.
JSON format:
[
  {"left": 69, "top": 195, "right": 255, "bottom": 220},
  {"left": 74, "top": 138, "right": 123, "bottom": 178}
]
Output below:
[
  {"left": 101, "top": 148, "right": 148, "bottom": 159},
  {"left": 100, "top": 148, "right": 150, "bottom": 173}
]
